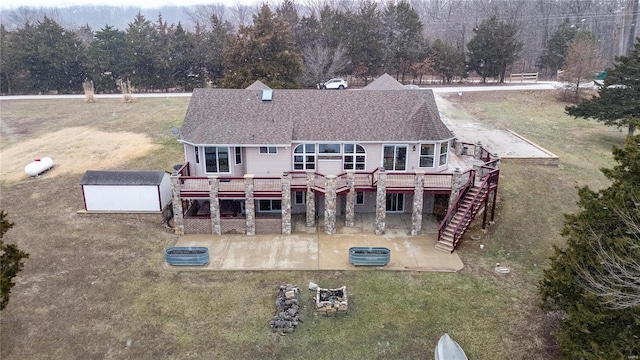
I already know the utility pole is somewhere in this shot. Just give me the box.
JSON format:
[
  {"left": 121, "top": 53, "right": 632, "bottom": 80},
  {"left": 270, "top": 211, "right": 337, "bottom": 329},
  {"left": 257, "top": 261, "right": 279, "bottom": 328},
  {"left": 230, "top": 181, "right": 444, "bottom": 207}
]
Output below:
[{"left": 628, "top": 0, "right": 640, "bottom": 55}]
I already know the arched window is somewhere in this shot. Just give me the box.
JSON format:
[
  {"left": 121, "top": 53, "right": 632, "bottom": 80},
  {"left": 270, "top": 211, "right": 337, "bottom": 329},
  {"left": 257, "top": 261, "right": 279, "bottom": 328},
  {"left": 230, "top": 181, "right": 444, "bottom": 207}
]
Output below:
[
  {"left": 293, "top": 144, "right": 315, "bottom": 170},
  {"left": 343, "top": 144, "right": 366, "bottom": 170}
]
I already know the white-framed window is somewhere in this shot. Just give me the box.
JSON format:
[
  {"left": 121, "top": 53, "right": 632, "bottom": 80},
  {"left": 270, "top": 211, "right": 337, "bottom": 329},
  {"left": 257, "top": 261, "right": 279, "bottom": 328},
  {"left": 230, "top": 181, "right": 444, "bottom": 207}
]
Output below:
[
  {"left": 318, "top": 143, "right": 341, "bottom": 154},
  {"left": 439, "top": 142, "right": 449, "bottom": 166},
  {"left": 382, "top": 145, "right": 407, "bottom": 171},
  {"left": 419, "top": 144, "right": 435, "bottom": 168},
  {"left": 343, "top": 144, "right": 366, "bottom": 170},
  {"left": 257, "top": 199, "right": 282, "bottom": 212},
  {"left": 204, "top": 146, "right": 230, "bottom": 173},
  {"left": 194, "top": 147, "right": 200, "bottom": 164},
  {"left": 294, "top": 191, "right": 306, "bottom": 205},
  {"left": 235, "top": 147, "right": 242, "bottom": 165},
  {"left": 356, "top": 191, "right": 365, "bottom": 205},
  {"left": 293, "top": 144, "right": 316, "bottom": 170},
  {"left": 260, "top": 146, "right": 277, "bottom": 154}
]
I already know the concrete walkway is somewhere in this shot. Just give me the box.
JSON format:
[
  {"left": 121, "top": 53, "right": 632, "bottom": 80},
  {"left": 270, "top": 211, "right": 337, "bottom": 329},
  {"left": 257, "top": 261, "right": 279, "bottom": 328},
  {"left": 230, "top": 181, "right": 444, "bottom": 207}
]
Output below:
[{"left": 170, "top": 214, "right": 464, "bottom": 272}]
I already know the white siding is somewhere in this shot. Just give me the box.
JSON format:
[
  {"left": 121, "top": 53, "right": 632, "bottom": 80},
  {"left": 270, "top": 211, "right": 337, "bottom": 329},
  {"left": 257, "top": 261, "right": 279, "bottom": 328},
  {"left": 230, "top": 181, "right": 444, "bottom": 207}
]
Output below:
[
  {"left": 317, "top": 159, "right": 342, "bottom": 175},
  {"left": 83, "top": 185, "right": 162, "bottom": 212},
  {"left": 158, "top": 174, "right": 172, "bottom": 209},
  {"left": 246, "top": 147, "right": 292, "bottom": 176}
]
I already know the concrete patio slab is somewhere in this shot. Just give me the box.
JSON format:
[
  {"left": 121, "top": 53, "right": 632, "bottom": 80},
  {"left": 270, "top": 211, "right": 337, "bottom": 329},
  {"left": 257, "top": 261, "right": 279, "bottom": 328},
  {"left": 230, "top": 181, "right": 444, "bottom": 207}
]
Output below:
[{"left": 170, "top": 231, "right": 464, "bottom": 272}]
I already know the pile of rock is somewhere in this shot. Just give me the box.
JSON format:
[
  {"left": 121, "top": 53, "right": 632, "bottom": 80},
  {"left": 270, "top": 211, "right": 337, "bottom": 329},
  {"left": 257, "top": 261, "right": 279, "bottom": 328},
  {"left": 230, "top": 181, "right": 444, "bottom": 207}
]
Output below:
[
  {"left": 270, "top": 284, "right": 302, "bottom": 334},
  {"left": 314, "top": 286, "right": 348, "bottom": 316}
]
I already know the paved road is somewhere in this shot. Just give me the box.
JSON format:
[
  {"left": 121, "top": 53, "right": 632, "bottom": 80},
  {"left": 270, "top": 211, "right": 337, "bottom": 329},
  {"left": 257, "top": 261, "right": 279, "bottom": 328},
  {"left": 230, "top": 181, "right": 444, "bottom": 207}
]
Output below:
[{"left": 0, "top": 82, "right": 564, "bottom": 101}]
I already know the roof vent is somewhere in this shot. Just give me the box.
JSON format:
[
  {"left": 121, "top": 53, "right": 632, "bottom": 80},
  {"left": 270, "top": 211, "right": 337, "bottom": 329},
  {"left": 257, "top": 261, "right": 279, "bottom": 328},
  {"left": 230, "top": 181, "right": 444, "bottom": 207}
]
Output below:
[{"left": 262, "top": 89, "right": 273, "bottom": 101}]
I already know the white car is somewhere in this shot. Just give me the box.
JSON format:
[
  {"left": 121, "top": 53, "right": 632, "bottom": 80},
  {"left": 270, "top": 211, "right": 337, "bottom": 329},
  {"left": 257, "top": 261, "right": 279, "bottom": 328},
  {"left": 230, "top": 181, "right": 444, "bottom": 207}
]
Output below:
[{"left": 318, "top": 78, "right": 348, "bottom": 90}]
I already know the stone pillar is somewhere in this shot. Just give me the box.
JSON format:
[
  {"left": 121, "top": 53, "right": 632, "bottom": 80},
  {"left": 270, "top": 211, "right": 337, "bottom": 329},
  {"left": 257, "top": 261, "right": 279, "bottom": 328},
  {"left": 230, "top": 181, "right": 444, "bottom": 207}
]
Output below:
[
  {"left": 454, "top": 138, "right": 463, "bottom": 156},
  {"left": 474, "top": 141, "right": 483, "bottom": 160},
  {"left": 345, "top": 170, "right": 355, "bottom": 227},
  {"left": 448, "top": 168, "right": 463, "bottom": 211},
  {"left": 170, "top": 174, "right": 184, "bottom": 235},
  {"left": 324, "top": 175, "right": 337, "bottom": 235},
  {"left": 281, "top": 172, "right": 291, "bottom": 235},
  {"left": 411, "top": 170, "right": 425, "bottom": 236},
  {"left": 244, "top": 174, "right": 255, "bottom": 235},
  {"left": 208, "top": 176, "right": 221, "bottom": 235},
  {"left": 305, "top": 170, "right": 316, "bottom": 227},
  {"left": 473, "top": 164, "right": 483, "bottom": 183},
  {"left": 375, "top": 169, "right": 387, "bottom": 235},
  {"left": 490, "top": 152, "right": 500, "bottom": 169}
]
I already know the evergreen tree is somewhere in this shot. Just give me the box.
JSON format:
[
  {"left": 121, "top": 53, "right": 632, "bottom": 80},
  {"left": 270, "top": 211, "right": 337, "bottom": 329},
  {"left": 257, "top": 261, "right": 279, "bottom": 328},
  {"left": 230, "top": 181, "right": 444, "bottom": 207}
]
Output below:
[
  {"left": 86, "top": 25, "right": 128, "bottom": 93},
  {"left": 150, "top": 13, "right": 174, "bottom": 90},
  {"left": 539, "top": 135, "right": 640, "bottom": 359},
  {"left": 430, "top": 39, "right": 466, "bottom": 84},
  {"left": 467, "top": 16, "right": 522, "bottom": 83},
  {"left": 380, "top": 0, "right": 426, "bottom": 82},
  {"left": 222, "top": 4, "right": 302, "bottom": 89},
  {"left": 537, "top": 18, "right": 577, "bottom": 74},
  {"left": 204, "top": 14, "right": 233, "bottom": 86},
  {"left": 1, "top": 211, "right": 29, "bottom": 310},
  {"left": 566, "top": 37, "right": 640, "bottom": 136},
  {"left": 125, "top": 13, "right": 156, "bottom": 91},
  {"left": 12, "top": 17, "right": 86, "bottom": 94},
  {"left": 349, "top": 0, "right": 384, "bottom": 84}
]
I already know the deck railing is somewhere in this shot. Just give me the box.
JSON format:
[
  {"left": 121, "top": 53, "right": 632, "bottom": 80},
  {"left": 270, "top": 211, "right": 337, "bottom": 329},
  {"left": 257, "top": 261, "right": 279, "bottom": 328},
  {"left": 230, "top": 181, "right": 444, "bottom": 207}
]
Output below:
[{"left": 179, "top": 167, "right": 457, "bottom": 198}]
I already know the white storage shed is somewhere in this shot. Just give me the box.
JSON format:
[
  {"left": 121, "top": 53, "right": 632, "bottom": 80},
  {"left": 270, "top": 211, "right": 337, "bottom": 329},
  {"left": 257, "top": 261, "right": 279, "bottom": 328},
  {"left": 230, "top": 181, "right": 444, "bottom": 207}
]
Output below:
[{"left": 80, "top": 170, "right": 172, "bottom": 212}]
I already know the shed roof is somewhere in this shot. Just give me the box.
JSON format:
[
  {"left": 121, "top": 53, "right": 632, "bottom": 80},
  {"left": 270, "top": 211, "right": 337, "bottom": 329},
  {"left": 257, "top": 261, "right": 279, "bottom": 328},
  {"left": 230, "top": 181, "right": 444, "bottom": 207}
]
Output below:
[
  {"left": 80, "top": 170, "right": 168, "bottom": 186},
  {"left": 362, "top": 73, "right": 406, "bottom": 90},
  {"left": 181, "top": 87, "right": 453, "bottom": 145}
]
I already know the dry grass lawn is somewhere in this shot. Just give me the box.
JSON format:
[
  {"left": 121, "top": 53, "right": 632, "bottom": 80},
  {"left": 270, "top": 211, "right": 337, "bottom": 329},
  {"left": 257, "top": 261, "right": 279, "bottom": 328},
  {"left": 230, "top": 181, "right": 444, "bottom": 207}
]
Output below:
[{"left": 0, "top": 93, "right": 627, "bottom": 360}]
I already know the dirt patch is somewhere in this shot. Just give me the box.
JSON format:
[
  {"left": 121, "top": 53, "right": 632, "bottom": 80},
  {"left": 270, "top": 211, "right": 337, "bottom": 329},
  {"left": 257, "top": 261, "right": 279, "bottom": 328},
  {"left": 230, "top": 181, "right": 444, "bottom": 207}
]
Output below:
[{"left": 0, "top": 126, "right": 158, "bottom": 183}]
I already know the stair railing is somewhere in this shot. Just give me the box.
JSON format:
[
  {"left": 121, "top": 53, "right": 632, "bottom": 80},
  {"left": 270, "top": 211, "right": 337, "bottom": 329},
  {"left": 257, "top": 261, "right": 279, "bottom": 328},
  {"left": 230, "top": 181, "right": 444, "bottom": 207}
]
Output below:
[{"left": 437, "top": 169, "right": 476, "bottom": 240}]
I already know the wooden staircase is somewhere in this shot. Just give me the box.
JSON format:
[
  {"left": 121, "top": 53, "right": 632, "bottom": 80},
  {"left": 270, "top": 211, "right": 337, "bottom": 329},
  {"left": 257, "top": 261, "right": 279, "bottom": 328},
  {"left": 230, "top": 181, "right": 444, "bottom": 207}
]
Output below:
[{"left": 436, "top": 168, "right": 499, "bottom": 253}]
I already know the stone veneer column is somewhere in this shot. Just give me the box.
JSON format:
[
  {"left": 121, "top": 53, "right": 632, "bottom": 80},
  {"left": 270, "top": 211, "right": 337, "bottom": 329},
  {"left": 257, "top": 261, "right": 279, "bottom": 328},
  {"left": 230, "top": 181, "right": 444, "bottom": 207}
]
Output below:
[
  {"left": 170, "top": 174, "right": 184, "bottom": 235},
  {"left": 244, "top": 174, "right": 255, "bottom": 235},
  {"left": 281, "top": 173, "right": 291, "bottom": 235},
  {"left": 324, "top": 175, "right": 337, "bottom": 235},
  {"left": 411, "top": 170, "right": 425, "bottom": 236},
  {"left": 490, "top": 152, "right": 500, "bottom": 169},
  {"left": 453, "top": 138, "right": 463, "bottom": 156},
  {"left": 208, "top": 176, "right": 221, "bottom": 235},
  {"left": 375, "top": 169, "right": 387, "bottom": 235},
  {"left": 448, "top": 168, "right": 463, "bottom": 211},
  {"left": 474, "top": 141, "right": 483, "bottom": 160},
  {"left": 345, "top": 170, "right": 355, "bottom": 227},
  {"left": 305, "top": 170, "right": 316, "bottom": 227}
]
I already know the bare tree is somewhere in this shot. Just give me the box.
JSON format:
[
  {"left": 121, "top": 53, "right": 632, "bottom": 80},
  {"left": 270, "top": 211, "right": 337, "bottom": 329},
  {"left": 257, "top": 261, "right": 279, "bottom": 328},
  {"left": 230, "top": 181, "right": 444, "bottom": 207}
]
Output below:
[
  {"left": 302, "top": 43, "right": 349, "bottom": 87},
  {"left": 561, "top": 31, "right": 602, "bottom": 98},
  {"left": 185, "top": 4, "right": 229, "bottom": 30},
  {"left": 575, "top": 207, "right": 640, "bottom": 310}
]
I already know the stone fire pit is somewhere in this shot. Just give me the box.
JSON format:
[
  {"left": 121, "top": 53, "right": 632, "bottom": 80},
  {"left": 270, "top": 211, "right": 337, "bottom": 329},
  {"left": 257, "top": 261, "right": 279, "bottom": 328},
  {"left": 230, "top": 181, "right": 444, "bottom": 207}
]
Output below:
[{"left": 314, "top": 286, "right": 348, "bottom": 316}]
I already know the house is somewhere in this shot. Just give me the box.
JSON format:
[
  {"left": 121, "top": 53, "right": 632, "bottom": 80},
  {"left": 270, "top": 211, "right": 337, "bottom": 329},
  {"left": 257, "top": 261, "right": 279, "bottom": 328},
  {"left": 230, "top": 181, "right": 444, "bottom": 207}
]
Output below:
[{"left": 170, "top": 76, "right": 499, "bottom": 252}]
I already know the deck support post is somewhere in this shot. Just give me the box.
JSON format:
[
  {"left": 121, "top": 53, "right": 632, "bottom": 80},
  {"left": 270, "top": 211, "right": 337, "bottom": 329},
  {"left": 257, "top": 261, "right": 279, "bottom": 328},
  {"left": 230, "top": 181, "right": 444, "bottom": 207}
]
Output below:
[
  {"left": 345, "top": 171, "right": 355, "bottom": 227},
  {"left": 208, "top": 176, "right": 221, "bottom": 235},
  {"left": 473, "top": 141, "right": 483, "bottom": 160},
  {"left": 448, "top": 168, "right": 463, "bottom": 212},
  {"left": 305, "top": 170, "right": 316, "bottom": 227},
  {"left": 375, "top": 169, "right": 387, "bottom": 235},
  {"left": 244, "top": 174, "right": 255, "bottom": 235},
  {"left": 411, "top": 170, "right": 425, "bottom": 235},
  {"left": 281, "top": 172, "right": 291, "bottom": 235},
  {"left": 170, "top": 174, "right": 184, "bottom": 235},
  {"left": 324, "top": 175, "right": 337, "bottom": 235}
]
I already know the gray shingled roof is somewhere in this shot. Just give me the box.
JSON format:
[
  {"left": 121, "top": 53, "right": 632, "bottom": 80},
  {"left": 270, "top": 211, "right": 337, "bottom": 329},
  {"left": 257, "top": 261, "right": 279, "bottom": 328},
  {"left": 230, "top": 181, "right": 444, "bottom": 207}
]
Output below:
[
  {"left": 245, "top": 80, "right": 271, "bottom": 90},
  {"left": 80, "top": 170, "right": 167, "bottom": 186},
  {"left": 180, "top": 88, "right": 454, "bottom": 145},
  {"left": 363, "top": 73, "right": 406, "bottom": 90}
]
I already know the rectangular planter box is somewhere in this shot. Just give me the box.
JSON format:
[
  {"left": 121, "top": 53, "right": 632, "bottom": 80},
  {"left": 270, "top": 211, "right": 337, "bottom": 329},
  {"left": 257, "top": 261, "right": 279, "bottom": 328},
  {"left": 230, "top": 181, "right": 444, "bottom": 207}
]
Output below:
[{"left": 348, "top": 247, "right": 390, "bottom": 266}]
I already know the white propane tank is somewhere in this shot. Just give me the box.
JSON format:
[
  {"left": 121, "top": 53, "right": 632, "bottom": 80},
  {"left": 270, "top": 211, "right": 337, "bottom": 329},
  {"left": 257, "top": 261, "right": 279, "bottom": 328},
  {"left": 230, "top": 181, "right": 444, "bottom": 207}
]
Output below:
[{"left": 25, "top": 157, "right": 54, "bottom": 177}]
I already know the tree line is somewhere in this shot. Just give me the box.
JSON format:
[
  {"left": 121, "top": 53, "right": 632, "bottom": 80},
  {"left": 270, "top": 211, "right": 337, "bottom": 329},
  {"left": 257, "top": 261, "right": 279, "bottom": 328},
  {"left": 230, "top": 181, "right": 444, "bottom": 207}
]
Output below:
[{"left": 0, "top": 0, "right": 636, "bottom": 94}]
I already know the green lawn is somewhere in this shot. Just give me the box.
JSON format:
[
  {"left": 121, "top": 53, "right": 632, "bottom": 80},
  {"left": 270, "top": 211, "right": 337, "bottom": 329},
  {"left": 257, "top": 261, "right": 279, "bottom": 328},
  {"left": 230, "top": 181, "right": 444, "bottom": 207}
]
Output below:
[{"left": 0, "top": 92, "right": 627, "bottom": 359}]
